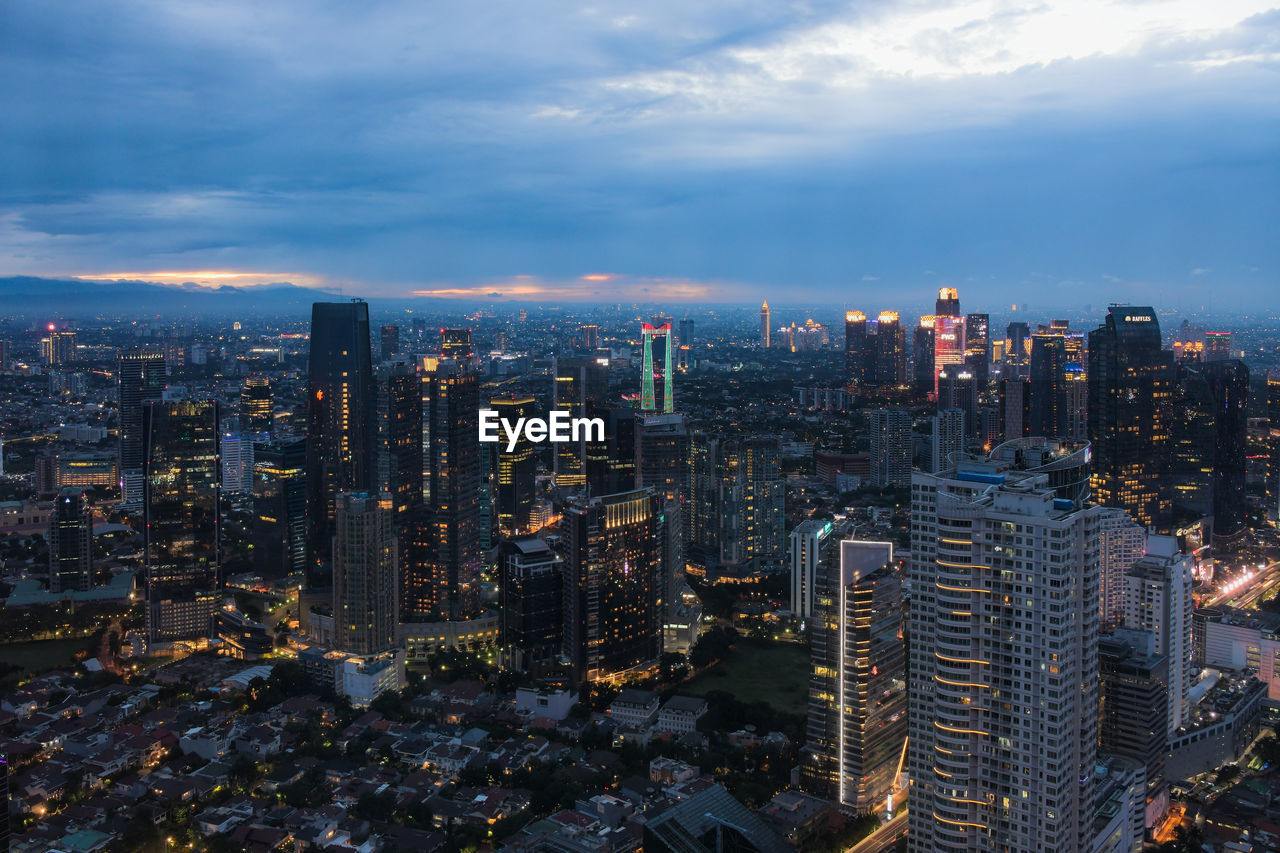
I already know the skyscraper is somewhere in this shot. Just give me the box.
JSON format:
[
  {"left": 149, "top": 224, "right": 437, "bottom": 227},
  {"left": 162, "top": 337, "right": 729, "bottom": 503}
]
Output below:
[
  {"left": 252, "top": 438, "right": 308, "bottom": 579},
  {"left": 1088, "top": 306, "right": 1175, "bottom": 528},
  {"left": 908, "top": 459, "right": 1113, "bottom": 853},
  {"left": 1203, "top": 330, "right": 1231, "bottom": 362},
  {"left": 679, "top": 317, "right": 694, "bottom": 347},
  {"left": 1268, "top": 373, "right": 1280, "bottom": 524},
  {"left": 873, "top": 311, "right": 907, "bottom": 386},
  {"left": 801, "top": 538, "right": 906, "bottom": 813},
  {"left": 789, "top": 518, "right": 844, "bottom": 621},
  {"left": 143, "top": 399, "right": 221, "bottom": 642},
  {"left": 845, "top": 311, "right": 868, "bottom": 388},
  {"left": 932, "top": 316, "right": 965, "bottom": 398},
  {"left": 563, "top": 489, "right": 664, "bottom": 683},
  {"left": 716, "top": 436, "right": 786, "bottom": 578},
  {"left": 118, "top": 351, "right": 166, "bottom": 505},
  {"left": 41, "top": 329, "right": 76, "bottom": 365},
  {"left": 640, "top": 321, "right": 674, "bottom": 414},
  {"left": 937, "top": 367, "right": 978, "bottom": 439},
  {"left": 441, "top": 328, "right": 474, "bottom": 358},
  {"left": 1099, "top": 632, "right": 1170, "bottom": 828},
  {"left": 374, "top": 360, "right": 424, "bottom": 516},
  {"left": 1123, "top": 535, "right": 1193, "bottom": 735},
  {"left": 963, "top": 312, "right": 989, "bottom": 388},
  {"left": 333, "top": 491, "right": 397, "bottom": 656},
  {"left": 1029, "top": 331, "right": 1068, "bottom": 439},
  {"left": 552, "top": 356, "right": 606, "bottom": 489},
  {"left": 1005, "top": 321, "right": 1031, "bottom": 379},
  {"left": 913, "top": 316, "right": 936, "bottom": 398},
  {"left": 934, "top": 286, "right": 960, "bottom": 317},
  {"left": 307, "top": 301, "right": 376, "bottom": 573},
  {"left": 1202, "top": 359, "right": 1250, "bottom": 544},
  {"left": 49, "top": 487, "right": 93, "bottom": 593},
  {"left": 1099, "top": 508, "right": 1147, "bottom": 629},
  {"left": 380, "top": 324, "right": 400, "bottom": 360},
  {"left": 1000, "top": 377, "right": 1032, "bottom": 442},
  {"left": 499, "top": 536, "right": 564, "bottom": 676},
  {"left": 636, "top": 412, "right": 690, "bottom": 507},
  {"left": 240, "top": 376, "right": 273, "bottom": 434},
  {"left": 760, "top": 301, "right": 771, "bottom": 348},
  {"left": 491, "top": 395, "right": 537, "bottom": 535},
  {"left": 867, "top": 409, "right": 911, "bottom": 487},
  {"left": 930, "top": 408, "right": 965, "bottom": 473}
]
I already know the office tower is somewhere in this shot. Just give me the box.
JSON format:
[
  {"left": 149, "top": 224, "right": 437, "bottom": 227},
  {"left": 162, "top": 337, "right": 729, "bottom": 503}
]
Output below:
[
  {"left": 143, "top": 399, "right": 221, "bottom": 642},
  {"left": 1029, "top": 332, "right": 1068, "bottom": 439},
  {"left": 0, "top": 338, "right": 10, "bottom": 371},
  {"left": 1000, "top": 377, "right": 1032, "bottom": 442},
  {"left": 718, "top": 436, "right": 786, "bottom": 577},
  {"left": 867, "top": 409, "right": 911, "bottom": 487},
  {"left": 873, "top": 311, "right": 907, "bottom": 386},
  {"left": 676, "top": 343, "right": 692, "bottom": 372},
  {"left": 934, "top": 286, "right": 960, "bottom": 317},
  {"left": 1268, "top": 374, "right": 1280, "bottom": 524},
  {"left": 441, "top": 327, "right": 474, "bottom": 358},
  {"left": 679, "top": 317, "right": 694, "bottom": 347},
  {"left": 963, "top": 312, "right": 989, "bottom": 388},
  {"left": 380, "top": 324, "right": 400, "bottom": 360},
  {"left": 789, "top": 518, "right": 844, "bottom": 621},
  {"left": 845, "top": 311, "right": 868, "bottom": 388},
  {"left": 563, "top": 489, "right": 664, "bottom": 683},
  {"left": 937, "top": 367, "right": 978, "bottom": 439},
  {"left": 499, "top": 536, "right": 564, "bottom": 675},
  {"left": 1203, "top": 330, "right": 1231, "bottom": 362},
  {"left": 579, "top": 323, "right": 600, "bottom": 351},
  {"left": 1202, "top": 360, "right": 1250, "bottom": 543},
  {"left": 1002, "top": 320, "right": 1028, "bottom": 373},
  {"left": 1088, "top": 306, "right": 1175, "bottom": 528},
  {"left": 909, "top": 460, "right": 1110, "bottom": 853},
  {"left": 221, "top": 431, "right": 255, "bottom": 495},
  {"left": 586, "top": 402, "right": 637, "bottom": 498},
  {"left": 978, "top": 405, "right": 1001, "bottom": 451},
  {"left": 686, "top": 432, "right": 723, "bottom": 576},
  {"left": 333, "top": 491, "right": 397, "bottom": 655},
  {"left": 252, "top": 438, "right": 308, "bottom": 578},
  {"left": 1124, "top": 535, "right": 1193, "bottom": 735},
  {"left": 913, "top": 316, "right": 936, "bottom": 398},
  {"left": 1100, "top": 509, "right": 1147, "bottom": 629},
  {"left": 413, "top": 362, "right": 482, "bottom": 621},
  {"left": 801, "top": 538, "right": 906, "bottom": 812},
  {"left": 552, "top": 356, "right": 606, "bottom": 489},
  {"left": 932, "top": 316, "right": 965, "bottom": 397},
  {"left": 1063, "top": 364, "right": 1087, "bottom": 442},
  {"left": 760, "top": 301, "right": 771, "bottom": 348},
  {"left": 491, "top": 395, "right": 537, "bottom": 535},
  {"left": 307, "top": 301, "right": 376, "bottom": 572},
  {"left": 930, "top": 409, "right": 965, "bottom": 473},
  {"left": 118, "top": 351, "right": 166, "bottom": 505},
  {"left": 240, "top": 376, "right": 273, "bottom": 434},
  {"left": 636, "top": 412, "right": 689, "bottom": 506},
  {"left": 374, "top": 360, "right": 423, "bottom": 516},
  {"left": 49, "top": 487, "right": 93, "bottom": 593},
  {"left": 1100, "top": 631, "right": 1170, "bottom": 828},
  {"left": 41, "top": 329, "right": 76, "bottom": 365},
  {"left": 640, "top": 321, "right": 675, "bottom": 414}
]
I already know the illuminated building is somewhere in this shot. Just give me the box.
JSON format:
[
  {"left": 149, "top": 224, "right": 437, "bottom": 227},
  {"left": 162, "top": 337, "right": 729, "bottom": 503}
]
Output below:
[
  {"left": 1204, "top": 331, "right": 1230, "bottom": 362},
  {"left": 679, "top": 317, "right": 694, "bottom": 347},
  {"left": 1004, "top": 321, "right": 1031, "bottom": 379},
  {"left": 1100, "top": 509, "right": 1147, "bottom": 629},
  {"left": 441, "top": 327, "right": 474, "bottom": 358},
  {"left": 117, "top": 350, "right": 166, "bottom": 506},
  {"left": 1171, "top": 359, "right": 1250, "bottom": 542},
  {"left": 333, "top": 491, "right": 397, "bottom": 656},
  {"left": 640, "top": 321, "right": 675, "bottom": 413},
  {"left": 930, "top": 409, "right": 965, "bottom": 473},
  {"left": 586, "top": 402, "right": 637, "bottom": 497},
  {"left": 908, "top": 459, "right": 1118, "bottom": 853},
  {"left": 380, "top": 323, "right": 400, "bottom": 359},
  {"left": 913, "top": 316, "right": 936, "bottom": 398},
  {"left": 374, "top": 360, "right": 423, "bottom": 516},
  {"left": 932, "top": 316, "right": 965, "bottom": 398},
  {"left": 551, "top": 356, "right": 606, "bottom": 489},
  {"left": 49, "top": 487, "right": 93, "bottom": 593},
  {"left": 1268, "top": 374, "right": 1280, "bottom": 524},
  {"left": 789, "top": 518, "right": 845, "bottom": 620},
  {"left": 872, "top": 311, "right": 907, "bottom": 386},
  {"left": 845, "top": 311, "right": 868, "bottom": 387},
  {"left": 499, "top": 536, "right": 564, "bottom": 676},
  {"left": 934, "top": 286, "right": 960, "bottom": 317},
  {"left": 143, "top": 399, "right": 221, "bottom": 642},
  {"left": 715, "top": 436, "right": 786, "bottom": 579},
  {"left": 1124, "top": 535, "right": 1193, "bottom": 736},
  {"left": 1029, "top": 332, "right": 1068, "bottom": 439},
  {"left": 800, "top": 538, "right": 905, "bottom": 812},
  {"left": 1087, "top": 306, "right": 1174, "bottom": 529},
  {"left": 937, "top": 368, "right": 977, "bottom": 440},
  {"left": 252, "top": 438, "right": 307, "bottom": 578},
  {"left": 963, "top": 312, "right": 989, "bottom": 388},
  {"left": 218, "top": 607, "right": 274, "bottom": 660},
  {"left": 563, "top": 488, "right": 664, "bottom": 683},
  {"left": 579, "top": 323, "right": 600, "bottom": 350},
  {"left": 240, "top": 376, "right": 273, "bottom": 434},
  {"left": 56, "top": 453, "right": 117, "bottom": 489},
  {"left": 761, "top": 301, "right": 771, "bottom": 348},
  {"left": 220, "top": 431, "right": 255, "bottom": 495},
  {"left": 1099, "top": 633, "right": 1170, "bottom": 828},
  {"left": 40, "top": 329, "right": 76, "bottom": 365},
  {"left": 868, "top": 409, "right": 911, "bottom": 488},
  {"left": 307, "top": 301, "right": 376, "bottom": 574},
  {"left": 491, "top": 395, "right": 537, "bottom": 534}
]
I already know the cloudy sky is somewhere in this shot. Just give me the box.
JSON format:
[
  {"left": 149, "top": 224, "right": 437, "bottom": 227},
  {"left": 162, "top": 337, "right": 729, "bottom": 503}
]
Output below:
[{"left": 2, "top": 0, "right": 1278, "bottom": 308}]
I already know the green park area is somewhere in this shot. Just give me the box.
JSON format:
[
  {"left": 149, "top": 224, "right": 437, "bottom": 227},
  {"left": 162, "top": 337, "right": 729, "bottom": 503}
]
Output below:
[
  {"left": 684, "top": 639, "right": 810, "bottom": 716},
  {"left": 1, "top": 637, "right": 89, "bottom": 674}
]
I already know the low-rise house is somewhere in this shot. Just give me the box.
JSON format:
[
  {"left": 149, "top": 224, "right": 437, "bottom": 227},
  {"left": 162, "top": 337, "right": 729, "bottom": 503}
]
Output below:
[
  {"left": 655, "top": 696, "right": 707, "bottom": 735},
  {"left": 607, "top": 690, "right": 659, "bottom": 730}
]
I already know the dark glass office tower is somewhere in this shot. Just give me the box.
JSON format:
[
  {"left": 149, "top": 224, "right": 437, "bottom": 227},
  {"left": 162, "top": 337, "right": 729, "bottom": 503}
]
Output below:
[
  {"left": 375, "top": 360, "right": 423, "bottom": 516},
  {"left": 937, "top": 368, "right": 978, "bottom": 439},
  {"left": 563, "top": 489, "right": 663, "bottom": 684},
  {"left": 380, "top": 324, "right": 400, "bottom": 360},
  {"left": 118, "top": 351, "right": 166, "bottom": 504},
  {"left": 1005, "top": 321, "right": 1031, "bottom": 379},
  {"left": 240, "top": 376, "right": 274, "bottom": 435},
  {"left": 552, "top": 356, "right": 606, "bottom": 490},
  {"left": 441, "top": 328, "right": 474, "bottom": 358},
  {"left": 1268, "top": 374, "right": 1280, "bottom": 525},
  {"left": 963, "top": 312, "right": 989, "bottom": 388},
  {"left": 935, "top": 286, "right": 960, "bottom": 317},
  {"left": 333, "top": 491, "right": 397, "bottom": 655},
  {"left": 679, "top": 317, "right": 694, "bottom": 347},
  {"left": 307, "top": 301, "right": 376, "bottom": 574},
  {"left": 1029, "top": 332, "right": 1068, "bottom": 439},
  {"left": 1202, "top": 360, "right": 1250, "bottom": 543},
  {"left": 491, "top": 395, "right": 537, "bottom": 535},
  {"left": 499, "top": 536, "right": 563, "bottom": 675},
  {"left": 872, "top": 311, "right": 907, "bottom": 386},
  {"left": 586, "top": 402, "right": 638, "bottom": 498},
  {"left": 49, "top": 487, "right": 93, "bottom": 593},
  {"left": 143, "top": 399, "right": 221, "bottom": 642},
  {"left": 252, "top": 438, "right": 308, "bottom": 578},
  {"left": 913, "top": 317, "right": 936, "bottom": 398},
  {"left": 845, "top": 311, "right": 869, "bottom": 388},
  {"left": 1088, "top": 306, "right": 1175, "bottom": 528}
]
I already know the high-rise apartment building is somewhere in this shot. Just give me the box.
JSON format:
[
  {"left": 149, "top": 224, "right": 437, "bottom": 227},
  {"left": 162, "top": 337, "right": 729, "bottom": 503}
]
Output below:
[
  {"left": 118, "top": 351, "right": 166, "bottom": 505},
  {"left": 240, "top": 376, "right": 273, "bottom": 434},
  {"left": 374, "top": 360, "right": 423, "bottom": 516},
  {"left": 801, "top": 538, "right": 906, "bottom": 812},
  {"left": 963, "top": 312, "right": 989, "bottom": 388},
  {"left": 847, "top": 310, "right": 906, "bottom": 390},
  {"left": 717, "top": 436, "right": 786, "bottom": 578},
  {"left": 252, "top": 438, "right": 308, "bottom": 578},
  {"left": 499, "top": 536, "right": 564, "bottom": 676},
  {"left": 49, "top": 487, "right": 93, "bottom": 593},
  {"left": 143, "top": 399, "right": 221, "bottom": 642},
  {"left": 307, "top": 301, "right": 376, "bottom": 573},
  {"left": 868, "top": 409, "right": 912, "bottom": 488},
  {"left": 333, "top": 492, "right": 397, "bottom": 656},
  {"left": 1099, "top": 630, "right": 1171, "bottom": 829},
  {"left": 41, "top": 330, "right": 76, "bottom": 365},
  {"left": 908, "top": 459, "right": 1116, "bottom": 853},
  {"left": 1088, "top": 306, "right": 1175, "bottom": 528},
  {"left": 1124, "top": 535, "right": 1193, "bottom": 736},
  {"left": 931, "top": 409, "right": 965, "bottom": 474},
  {"left": 563, "top": 489, "right": 664, "bottom": 683},
  {"left": 221, "top": 431, "right": 255, "bottom": 495},
  {"left": 1099, "top": 508, "right": 1147, "bottom": 629},
  {"left": 380, "top": 324, "right": 400, "bottom": 360}
]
